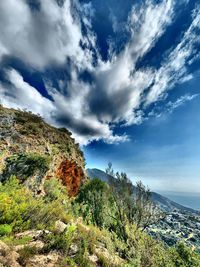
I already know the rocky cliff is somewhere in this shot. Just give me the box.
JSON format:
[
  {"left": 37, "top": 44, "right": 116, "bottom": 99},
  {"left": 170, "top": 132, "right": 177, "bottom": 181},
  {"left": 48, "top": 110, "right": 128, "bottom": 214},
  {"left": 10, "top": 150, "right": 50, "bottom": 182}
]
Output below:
[{"left": 0, "top": 105, "right": 86, "bottom": 196}]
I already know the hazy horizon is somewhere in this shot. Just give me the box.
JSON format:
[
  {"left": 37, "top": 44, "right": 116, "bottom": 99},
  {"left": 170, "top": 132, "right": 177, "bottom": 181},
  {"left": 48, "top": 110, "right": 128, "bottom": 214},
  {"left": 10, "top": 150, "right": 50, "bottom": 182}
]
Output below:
[{"left": 86, "top": 162, "right": 200, "bottom": 194}]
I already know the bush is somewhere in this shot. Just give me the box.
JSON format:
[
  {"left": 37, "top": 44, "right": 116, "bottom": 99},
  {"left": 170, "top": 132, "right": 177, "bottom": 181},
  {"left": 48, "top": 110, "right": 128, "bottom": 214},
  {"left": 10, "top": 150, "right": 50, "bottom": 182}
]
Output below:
[
  {"left": 75, "top": 179, "right": 114, "bottom": 228},
  {"left": 44, "top": 177, "right": 69, "bottom": 203},
  {"left": 60, "top": 257, "right": 77, "bottom": 267},
  {"left": 0, "top": 235, "right": 32, "bottom": 246},
  {"left": 0, "top": 176, "right": 71, "bottom": 232},
  {"left": 43, "top": 224, "right": 77, "bottom": 254},
  {"left": 0, "top": 171, "right": 199, "bottom": 267},
  {"left": 170, "top": 243, "right": 200, "bottom": 267},
  {"left": 0, "top": 224, "right": 12, "bottom": 236},
  {"left": 1, "top": 153, "right": 50, "bottom": 183}
]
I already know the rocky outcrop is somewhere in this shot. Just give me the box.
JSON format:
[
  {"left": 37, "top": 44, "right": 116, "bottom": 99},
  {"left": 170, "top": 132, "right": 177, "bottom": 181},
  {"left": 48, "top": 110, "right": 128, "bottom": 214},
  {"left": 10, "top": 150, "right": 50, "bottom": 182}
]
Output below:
[
  {"left": 0, "top": 240, "right": 60, "bottom": 267},
  {"left": 0, "top": 105, "right": 86, "bottom": 196},
  {"left": 24, "top": 252, "right": 60, "bottom": 267},
  {"left": 0, "top": 241, "right": 20, "bottom": 267},
  {"left": 0, "top": 222, "right": 125, "bottom": 267}
]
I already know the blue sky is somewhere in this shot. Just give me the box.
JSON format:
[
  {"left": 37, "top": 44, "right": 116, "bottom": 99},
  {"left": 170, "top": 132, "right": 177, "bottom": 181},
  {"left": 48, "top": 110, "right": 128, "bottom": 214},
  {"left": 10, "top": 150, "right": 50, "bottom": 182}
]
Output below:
[{"left": 0, "top": 0, "right": 200, "bottom": 192}]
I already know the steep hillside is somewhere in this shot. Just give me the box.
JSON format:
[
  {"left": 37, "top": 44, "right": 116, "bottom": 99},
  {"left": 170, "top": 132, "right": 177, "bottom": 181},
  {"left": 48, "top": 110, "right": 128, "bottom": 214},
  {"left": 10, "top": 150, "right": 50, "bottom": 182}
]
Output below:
[
  {"left": 87, "top": 168, "right": 200, "bottom": 251},
  {"left": 0, "top": 107, "right": 199, "bottom": 266},
  {"left": 0, "top": 105, "right": 86, "bottom": 196}
]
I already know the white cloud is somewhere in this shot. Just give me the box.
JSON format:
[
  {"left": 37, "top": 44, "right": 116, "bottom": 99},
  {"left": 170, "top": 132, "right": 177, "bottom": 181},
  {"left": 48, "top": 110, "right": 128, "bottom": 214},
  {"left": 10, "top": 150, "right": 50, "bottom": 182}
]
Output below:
[
  {"left": 0, "top": 0, "right": 199, "bottom": 145},
  {"left": 166, "top": 94, "right": 199, "bottom": 113},
  {"left": 0, "top": 69, "right": 128, "bottom": 145},
  {"left": 146, "top": 4, "right": 200, "bottom": 104},
  {"left": 0, "top": 0, "right": 93, "bottom": 69},
  {"left": 128, "top": 0, "right": 174, "bottom": 62},
  {"left": 88, "top": 0, "right": 174, "bottom": 126},
  {"left": 148, "top": 93, "right": 199, "bottom": 118},
  {"left": 0, "top": 69, "right": 54, "bottom": 118},
  {"left": 44, "top": 69, "right": 130, "bottom": 145}
]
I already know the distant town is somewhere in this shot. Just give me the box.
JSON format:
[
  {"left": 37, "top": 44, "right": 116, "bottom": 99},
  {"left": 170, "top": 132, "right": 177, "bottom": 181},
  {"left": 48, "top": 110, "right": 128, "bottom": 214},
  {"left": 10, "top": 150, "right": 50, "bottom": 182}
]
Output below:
[{"left": 147, "top": 209, "right": 200, "bottom": 252}]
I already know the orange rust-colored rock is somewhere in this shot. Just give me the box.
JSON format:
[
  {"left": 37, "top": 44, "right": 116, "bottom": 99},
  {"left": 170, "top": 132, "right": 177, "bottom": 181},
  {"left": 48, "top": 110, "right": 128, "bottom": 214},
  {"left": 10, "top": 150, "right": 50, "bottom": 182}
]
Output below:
[{"left": 56, "top": 159, "right": 84, "bottom": 197}]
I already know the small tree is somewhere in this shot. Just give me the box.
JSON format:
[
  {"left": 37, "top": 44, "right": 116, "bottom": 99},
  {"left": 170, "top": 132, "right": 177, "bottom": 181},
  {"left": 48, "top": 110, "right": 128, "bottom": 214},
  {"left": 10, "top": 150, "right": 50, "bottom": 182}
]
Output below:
[
  {"left": 105, "top": 162, "right": 115, "bottom": 177},
  {"left": 107, "top": 170, "right": 134, "bottom": 240},
  {"left": 75, "top": 178, "right": 114, "bottom": 228},
  {"left": 105, "top": 163, "right": 161, "bottom": 236},
  {"left": 133, "top": 181, "right": 162, "bottom": 230}
]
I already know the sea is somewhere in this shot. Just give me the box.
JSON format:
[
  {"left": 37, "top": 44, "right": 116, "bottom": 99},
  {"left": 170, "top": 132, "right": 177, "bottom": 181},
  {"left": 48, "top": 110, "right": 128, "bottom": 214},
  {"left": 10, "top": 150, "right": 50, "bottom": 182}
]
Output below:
[{"left": 161, "top": 191, "right": 200, "bottom": 211}]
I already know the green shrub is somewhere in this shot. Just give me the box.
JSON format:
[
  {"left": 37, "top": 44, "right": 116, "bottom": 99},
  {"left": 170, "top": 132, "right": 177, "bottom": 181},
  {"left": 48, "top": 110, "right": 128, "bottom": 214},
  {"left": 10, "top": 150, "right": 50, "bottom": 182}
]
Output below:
[
  {"left": 0, "top": 176, "right": 71, "bottom": 232},
  {"left": 44, "top": 177, "right": 69, "bottom": 203},
  {"left": 43, "top": 224, "right": 77, "bottom": 254},
  {"left": 75, "top": 178, "right": 114, "bottom": 228},
  {"left": 45, "top": 232, "right": 70, "bottom": 252},
  {"left": 60, "top": 257, "right": 77, "bottom": 267},
  {"left": 0, "top": 224, "right": 12, "bottom": 236},
  {"left": 98, "top": 253, "right": 114, "bottom": 267},
  {"left": 0, "top": 169, "right": 198, "bottom": 267},
  {"left": 74, "top": 238, "right": 93, "bottom": 267},
  {"left": 170, "top": 243, "right": 200, "bottom": 267},
  {"left": 1, "top": 153, "right": 50, "bottom": 183}
]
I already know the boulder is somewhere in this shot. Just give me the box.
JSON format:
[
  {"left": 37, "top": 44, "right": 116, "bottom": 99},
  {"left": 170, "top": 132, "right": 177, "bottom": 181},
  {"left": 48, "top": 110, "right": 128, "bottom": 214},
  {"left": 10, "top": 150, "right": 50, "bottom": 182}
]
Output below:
[
  {"left": 15, "top": 230, "right": 49, "bottom": 239},
  {"left": 94, "top": 246, "right": 124, "bottom": 266},
  {"left": 54, "top": 220, "right": 67, "bottom": 234},
  {"left": 14, "top": 241, "right": 45, "bottom": 252},
  {"left": 25, "top": 252, "right": 60, "bottom": 267},
  {"left": 88, "top": 254, "right": 98, "bottom": 263},
  {"left": 69, "top": 244, "right": 79, "bottom": 256}
]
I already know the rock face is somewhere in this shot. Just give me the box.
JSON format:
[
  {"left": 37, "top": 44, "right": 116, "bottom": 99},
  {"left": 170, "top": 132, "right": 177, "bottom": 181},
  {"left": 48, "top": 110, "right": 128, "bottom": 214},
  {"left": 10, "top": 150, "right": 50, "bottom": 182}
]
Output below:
[
  {"left": 0, "top": 240, "right": 20, "bottom": 267},
  {"left": 56, "top": 159, "right": 84, "bottom": 197},
  {"left": 0, "top": 105, "right": 86, "bottom": 196}
]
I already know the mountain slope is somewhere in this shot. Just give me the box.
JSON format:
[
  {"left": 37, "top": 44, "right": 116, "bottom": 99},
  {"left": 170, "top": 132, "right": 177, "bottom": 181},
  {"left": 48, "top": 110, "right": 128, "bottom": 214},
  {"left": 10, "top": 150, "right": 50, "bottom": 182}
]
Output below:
[
  {"left": 0, "top": 105, "right": 86, "bottom": 196},
  {"left": 0, "top": 106, "right": 199, "bottom": 266},
  {"left": 87, "top": 168, "right": 196, "bottom": 213}
]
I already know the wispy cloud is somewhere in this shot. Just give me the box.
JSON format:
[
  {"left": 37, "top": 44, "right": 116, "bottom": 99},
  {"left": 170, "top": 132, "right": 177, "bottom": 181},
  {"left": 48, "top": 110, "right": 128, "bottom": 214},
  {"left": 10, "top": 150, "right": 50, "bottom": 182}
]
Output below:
[
  {"left": 146, "top": 4, "right": 200, "bottom": 104},
  {"left": 166, "top": 94, "right": 199, "bottom": 113},
  {"left": 148, "top": 93, "right": 199, "bottom": 118}
]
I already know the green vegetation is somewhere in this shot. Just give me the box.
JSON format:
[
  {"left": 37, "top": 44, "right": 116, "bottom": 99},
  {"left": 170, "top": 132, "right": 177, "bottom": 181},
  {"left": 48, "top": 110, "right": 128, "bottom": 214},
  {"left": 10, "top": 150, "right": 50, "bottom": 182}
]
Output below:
[
  {"left": 0, "top": 224, "right": 12, "bottom": 236},
  {"left": 76, "top": 164, "right": 162, "bottom": 243},
  {"left": 75, "top": 178, "right": 114, "bottom": 228},
  {"left": 1, "top": 153, "right": 50, "bottom": 183},
  {"left": 0, "top": 106, "right": 199, "bottom": 265},
  {"left": 170, "top": 243, "right": 200, "bottom": 267},
  {"left": 18, "top": 246, "right": 40, "bottom": 266},
  {"left": 0, "top": 176, "right": 71, "bottom": 232},
  {"left": 0, "top": 105, "right": 82, "bottom": 159},
  {"left": 0, "top": 174, "right": 199, "bottom": 266},
  {"left": 0, "top": 235, "right": 32, "bottom": 246}
]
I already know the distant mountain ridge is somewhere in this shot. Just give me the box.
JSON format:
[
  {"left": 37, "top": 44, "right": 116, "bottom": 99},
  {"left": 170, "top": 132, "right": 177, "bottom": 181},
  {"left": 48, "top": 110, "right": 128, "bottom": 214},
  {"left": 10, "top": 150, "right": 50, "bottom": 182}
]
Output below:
[{"left": 87, "top": 168, "right": 197, "bottom": 213}]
